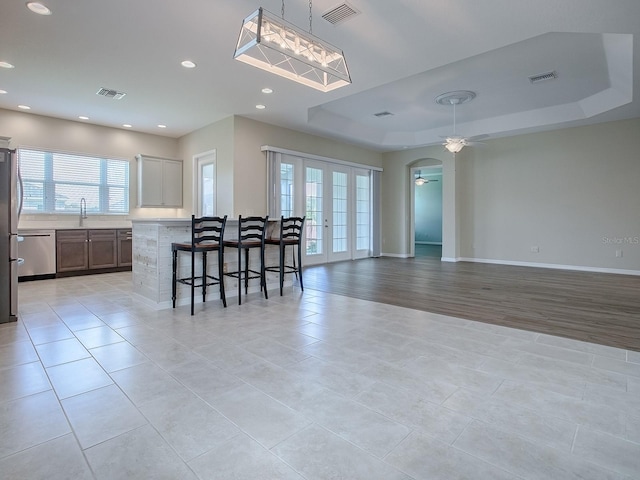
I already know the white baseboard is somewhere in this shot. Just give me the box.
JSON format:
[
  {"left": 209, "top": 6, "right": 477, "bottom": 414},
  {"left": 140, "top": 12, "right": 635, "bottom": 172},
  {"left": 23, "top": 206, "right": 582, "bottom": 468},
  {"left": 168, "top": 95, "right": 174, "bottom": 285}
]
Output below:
[
  {"left": 362, "top": 254, "right": 639, "bottom": 276},
  {"left": 459, "top": 257, "right": 640, "bottom": 276}
]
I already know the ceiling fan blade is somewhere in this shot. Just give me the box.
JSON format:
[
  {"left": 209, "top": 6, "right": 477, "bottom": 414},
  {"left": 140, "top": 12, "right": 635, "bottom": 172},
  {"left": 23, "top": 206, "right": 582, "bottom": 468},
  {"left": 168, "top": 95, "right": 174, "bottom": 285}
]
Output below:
[{"left": 467, "top": 134, "right": 490, "bottom": 142}]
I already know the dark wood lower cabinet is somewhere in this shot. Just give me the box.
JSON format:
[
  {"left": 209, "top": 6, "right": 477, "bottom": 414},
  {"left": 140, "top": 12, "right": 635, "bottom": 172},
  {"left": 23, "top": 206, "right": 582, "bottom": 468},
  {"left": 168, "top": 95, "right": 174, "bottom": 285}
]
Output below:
[
  {"left": 56, "top": 230, "right": 89, "bottom": 272},
  {"left": 56, "top": 229, "right": 132, "bottom": 277},
  {"left": 117, "top": 229, "right": 132, "bottom": 267},
  {"left": 89, "top": 230, "right": 118, "bottom": 269}
]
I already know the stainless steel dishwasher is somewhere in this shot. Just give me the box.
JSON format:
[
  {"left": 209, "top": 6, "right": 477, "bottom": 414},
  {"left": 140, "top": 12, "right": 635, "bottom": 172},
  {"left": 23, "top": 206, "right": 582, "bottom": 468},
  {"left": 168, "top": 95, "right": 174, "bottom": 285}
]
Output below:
[{"left": 18, "top": 229, "right": 57, "bottom": 279}]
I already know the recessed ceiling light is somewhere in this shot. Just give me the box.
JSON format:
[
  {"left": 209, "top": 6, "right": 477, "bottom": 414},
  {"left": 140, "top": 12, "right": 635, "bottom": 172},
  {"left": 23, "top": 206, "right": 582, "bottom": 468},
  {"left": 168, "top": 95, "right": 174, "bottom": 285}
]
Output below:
[
  {"left": 256, "top": 104, "right": 266, "bottom": 109},
  {"left": 78, "top": 116, "right": 89, "bottom": 120},
  {"left": 0, "top": 89, "right": 7, "bottom": 94},
  {"left": 261, "top": 88, "right": 273, "bottom": 94},
  {"left": 18, "top": 105, "right": 31, "bottom": 110},
  {"left": 122, "top": 124, "right": 132, "bottom": 128},
  {"left": 0, "top": 62, "right": 15, "bottom": 69},
  {"left": 157, "top": 124, "right": 167, "bottom": 128},
  {"left": 181, "top": 60, "right": 196, "bottom": 68},
  {"left": 26, "top": 2, "right": 52, "bottom": 15}
]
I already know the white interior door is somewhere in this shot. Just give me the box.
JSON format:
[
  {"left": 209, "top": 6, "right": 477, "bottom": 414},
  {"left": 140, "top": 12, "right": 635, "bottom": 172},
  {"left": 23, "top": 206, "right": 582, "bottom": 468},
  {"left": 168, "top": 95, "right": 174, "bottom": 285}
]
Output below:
[{"left": 193, "top": 150, "right": 216, "bottom": 217}]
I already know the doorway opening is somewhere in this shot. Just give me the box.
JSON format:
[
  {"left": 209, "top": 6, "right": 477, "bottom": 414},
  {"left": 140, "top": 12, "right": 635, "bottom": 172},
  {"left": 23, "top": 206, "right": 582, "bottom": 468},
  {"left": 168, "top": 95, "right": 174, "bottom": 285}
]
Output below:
[{"left": 410, "top": 163, "right": 443, "bottom": 259}]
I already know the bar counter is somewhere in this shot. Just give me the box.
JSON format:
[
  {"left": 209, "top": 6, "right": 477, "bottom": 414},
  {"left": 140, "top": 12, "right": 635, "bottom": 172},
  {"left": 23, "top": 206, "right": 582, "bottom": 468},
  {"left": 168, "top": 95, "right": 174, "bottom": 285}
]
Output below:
[{"left": 131, "top": 218, "right": 283, "bottom": 309}]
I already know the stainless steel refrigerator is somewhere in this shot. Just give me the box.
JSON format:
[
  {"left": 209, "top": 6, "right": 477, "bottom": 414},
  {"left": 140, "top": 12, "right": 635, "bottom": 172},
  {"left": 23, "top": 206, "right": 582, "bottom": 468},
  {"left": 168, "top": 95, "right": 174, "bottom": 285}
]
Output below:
[{"left": 1, "top": 148, "right": 20, "bottom": 324}]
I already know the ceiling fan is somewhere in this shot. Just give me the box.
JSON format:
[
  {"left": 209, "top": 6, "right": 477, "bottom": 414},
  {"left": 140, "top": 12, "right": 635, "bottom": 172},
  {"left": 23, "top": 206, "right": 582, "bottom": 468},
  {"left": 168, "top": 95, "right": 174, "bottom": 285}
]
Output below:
[
  {"left": 436, "top": 90, "right": 486, "bottom": 153},
  {"left": 415, "top": 171, "right": 439, "bottom": 186}
]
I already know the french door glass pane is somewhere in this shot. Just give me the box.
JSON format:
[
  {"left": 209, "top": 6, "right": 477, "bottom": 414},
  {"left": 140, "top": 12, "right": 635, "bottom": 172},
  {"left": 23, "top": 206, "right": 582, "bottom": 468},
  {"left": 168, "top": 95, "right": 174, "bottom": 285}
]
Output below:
[
  {"left": 280, "top": 163, "right": 294, "bottom": 217},
  {"left": 201, "top": 163, "right": 215, "bottom": 216},
  {"left": 305, "top": 167, "right": 323, "bottom": 255},
  {"left": 332, "top": 171, "right": 348, "bottom": 253},
  {"left": 356, "top": 174, "right": 370, "bottom": 250}
]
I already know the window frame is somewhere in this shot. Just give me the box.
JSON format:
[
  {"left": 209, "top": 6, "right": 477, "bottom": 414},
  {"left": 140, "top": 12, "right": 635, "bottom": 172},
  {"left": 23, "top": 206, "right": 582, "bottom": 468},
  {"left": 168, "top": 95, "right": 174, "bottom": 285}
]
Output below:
[{"left": 18, "top": 147, "right": 130, "bottom": 215}]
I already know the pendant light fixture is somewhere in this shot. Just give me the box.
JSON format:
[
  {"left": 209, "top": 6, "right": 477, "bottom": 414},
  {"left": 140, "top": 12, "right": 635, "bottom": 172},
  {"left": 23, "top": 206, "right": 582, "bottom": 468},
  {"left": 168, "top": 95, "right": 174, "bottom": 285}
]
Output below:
[{"left": 234, "top": 1, "right": 351, "bottom": 92}]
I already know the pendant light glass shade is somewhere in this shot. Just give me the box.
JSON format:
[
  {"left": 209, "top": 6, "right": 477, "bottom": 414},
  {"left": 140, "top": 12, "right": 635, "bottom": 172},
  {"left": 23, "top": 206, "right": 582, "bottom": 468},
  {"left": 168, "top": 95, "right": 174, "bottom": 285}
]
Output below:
[{"left": 234, "top": 8, "right": 351, "bottom": 92}]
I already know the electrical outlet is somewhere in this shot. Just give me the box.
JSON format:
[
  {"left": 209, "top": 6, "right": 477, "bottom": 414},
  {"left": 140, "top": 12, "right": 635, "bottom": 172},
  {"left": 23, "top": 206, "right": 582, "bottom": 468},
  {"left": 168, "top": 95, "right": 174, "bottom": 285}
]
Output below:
[
  {"left": 616, "top": 250, "right": 623, "bottom": 258},
  {"left": 223, "top": 263, "right": 228, "bottom": 273},
  {"left": 530, "top": 246, "right": 539, "bottom": 253}
]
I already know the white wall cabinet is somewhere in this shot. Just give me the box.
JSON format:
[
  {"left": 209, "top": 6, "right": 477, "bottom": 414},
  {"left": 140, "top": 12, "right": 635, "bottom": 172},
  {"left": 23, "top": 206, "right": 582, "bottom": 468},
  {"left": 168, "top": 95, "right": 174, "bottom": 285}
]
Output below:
[{"left": 136, "top": 155, "right": 183, "bottom": 207}]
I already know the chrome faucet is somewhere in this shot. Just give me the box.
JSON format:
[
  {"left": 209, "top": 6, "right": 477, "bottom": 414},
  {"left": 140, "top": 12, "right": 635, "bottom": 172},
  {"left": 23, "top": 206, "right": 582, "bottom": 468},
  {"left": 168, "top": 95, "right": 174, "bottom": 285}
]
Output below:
[{"left": 79, "top": 197, "right": 87, "bottom": 226}]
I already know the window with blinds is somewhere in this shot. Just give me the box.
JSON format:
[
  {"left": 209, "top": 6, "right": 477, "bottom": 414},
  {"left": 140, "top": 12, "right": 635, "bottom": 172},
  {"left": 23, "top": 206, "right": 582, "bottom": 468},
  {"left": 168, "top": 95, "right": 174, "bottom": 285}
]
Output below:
[{"left": 18, "top": 148, "right": 129, "bottom": 214}]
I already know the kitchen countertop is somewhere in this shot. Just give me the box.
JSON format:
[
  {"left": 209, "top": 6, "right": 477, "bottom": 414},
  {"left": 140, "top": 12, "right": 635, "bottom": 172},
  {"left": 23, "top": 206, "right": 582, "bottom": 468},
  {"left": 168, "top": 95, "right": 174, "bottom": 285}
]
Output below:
[
  {"left": 55, "top": 226, "right": 132, "bottom": 230},
  {"left": 131, "top": 218, "right": 277, "bottom": 224},
  {"left": 19, "top": 226, "right": 132, "bottom": 231}
]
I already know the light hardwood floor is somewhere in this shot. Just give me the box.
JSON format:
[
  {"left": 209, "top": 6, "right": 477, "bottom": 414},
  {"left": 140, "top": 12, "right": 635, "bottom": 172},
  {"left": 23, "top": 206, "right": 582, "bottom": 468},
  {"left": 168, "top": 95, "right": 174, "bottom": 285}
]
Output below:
[{"left": 303, "top": 257, "right": 640, "bottom": 352}]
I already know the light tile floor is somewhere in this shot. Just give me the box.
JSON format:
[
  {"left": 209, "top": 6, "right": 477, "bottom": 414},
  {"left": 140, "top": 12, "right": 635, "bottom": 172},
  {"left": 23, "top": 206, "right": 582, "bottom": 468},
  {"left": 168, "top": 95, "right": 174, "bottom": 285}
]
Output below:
[{"left": 1, "top": 272, "right": 639, "bottom": 479}]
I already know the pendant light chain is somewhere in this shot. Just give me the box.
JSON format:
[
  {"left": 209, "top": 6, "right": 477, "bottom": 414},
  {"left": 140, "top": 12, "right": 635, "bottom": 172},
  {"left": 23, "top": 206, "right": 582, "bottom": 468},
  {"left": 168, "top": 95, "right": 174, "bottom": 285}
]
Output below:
[{"left": 281, "top": 0, "right": 285, "bottom": 19}]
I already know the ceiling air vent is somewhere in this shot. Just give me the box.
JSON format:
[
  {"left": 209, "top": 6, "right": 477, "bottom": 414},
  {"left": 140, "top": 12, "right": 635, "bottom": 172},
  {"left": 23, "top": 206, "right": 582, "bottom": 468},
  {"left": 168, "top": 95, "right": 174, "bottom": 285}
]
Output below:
[
  {"left": 374, "top": 111, "right": 393, "bottom": 118},
  {"left": 96, "top": 87, "right": 127, "bottom": 99},
  {"left": 528, "top": 70, "right": 558, "bottom": 84},
  {"left": 322, "top": 3, "right": 360, "bottom": 25}
]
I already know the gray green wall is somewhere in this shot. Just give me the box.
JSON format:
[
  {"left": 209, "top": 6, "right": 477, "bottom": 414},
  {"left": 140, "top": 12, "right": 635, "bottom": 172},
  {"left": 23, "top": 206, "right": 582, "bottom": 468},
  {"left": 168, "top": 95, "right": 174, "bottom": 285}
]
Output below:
[
  {"left": 0, "top": 108, "right": 183, "bottom": 227},
  {"left": 4, "top": 107, "right": 639, "bottom": 273},
  {"left": 178, "top": 115, "right": 383, "bottom": 217},
  {"left": 382, "top": 117, "right": 640, "bottom": 273}
]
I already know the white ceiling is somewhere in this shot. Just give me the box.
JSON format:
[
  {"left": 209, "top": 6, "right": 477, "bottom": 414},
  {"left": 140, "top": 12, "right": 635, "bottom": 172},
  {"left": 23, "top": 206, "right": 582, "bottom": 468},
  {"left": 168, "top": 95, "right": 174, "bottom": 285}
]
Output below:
[{"left": 1, "top": 0, "right": 638, "bottom": 152}]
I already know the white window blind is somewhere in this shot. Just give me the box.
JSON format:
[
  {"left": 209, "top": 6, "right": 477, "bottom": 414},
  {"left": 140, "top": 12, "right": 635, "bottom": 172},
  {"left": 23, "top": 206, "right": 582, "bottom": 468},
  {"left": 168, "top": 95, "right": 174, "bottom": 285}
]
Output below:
[{"left": 18, "top": 148, "right": 129, "bottom": 214}]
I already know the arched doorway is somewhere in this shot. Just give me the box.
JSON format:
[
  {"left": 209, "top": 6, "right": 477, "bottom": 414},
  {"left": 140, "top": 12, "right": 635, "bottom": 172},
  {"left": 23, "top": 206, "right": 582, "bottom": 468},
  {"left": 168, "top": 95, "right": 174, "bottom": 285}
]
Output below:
[{"left": 409, "top": 159, "right": 443, "bottom": 258}]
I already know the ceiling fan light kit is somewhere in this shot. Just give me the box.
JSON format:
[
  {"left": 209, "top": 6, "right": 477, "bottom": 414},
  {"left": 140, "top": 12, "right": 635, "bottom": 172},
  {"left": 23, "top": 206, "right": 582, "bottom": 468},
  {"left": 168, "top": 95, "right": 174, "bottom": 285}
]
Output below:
[
  {"left": 234, "top": 2, "right": 351, "bottom": 92},
  {"left": 414, "top": 171, "right": 439, "bottom": 186},
  {"left": 444, "top": 137, "right": 467, "bottom": 153},
  {"left": 436, "top": 90, "right": 476, "bottom": 153}
]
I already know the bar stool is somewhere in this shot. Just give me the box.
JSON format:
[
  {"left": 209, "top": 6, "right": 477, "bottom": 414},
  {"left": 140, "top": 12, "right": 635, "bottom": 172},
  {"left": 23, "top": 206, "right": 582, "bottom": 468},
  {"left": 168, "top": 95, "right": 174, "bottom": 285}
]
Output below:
[
  {"left": 223, "top": 215, "right": 269, "bottom": 305},
  {"left": 265, "top": 216, "right": 305, "bottom": 296},
  {"left": 172, "top": 215, "right": 227, "bottom": 315}
]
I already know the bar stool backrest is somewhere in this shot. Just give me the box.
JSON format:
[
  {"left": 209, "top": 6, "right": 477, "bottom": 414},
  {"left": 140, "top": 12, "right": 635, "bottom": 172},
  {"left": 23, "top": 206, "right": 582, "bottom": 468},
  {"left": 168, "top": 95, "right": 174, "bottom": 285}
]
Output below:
[
  {"left": 237, "top": 215, "right": 269, "bottom": 247},
  {"left": 279, "top": 216, "right": 305, "bottom": 245},
  {"left": 192, "top": 215, "right": 227, "bottom": 249}
]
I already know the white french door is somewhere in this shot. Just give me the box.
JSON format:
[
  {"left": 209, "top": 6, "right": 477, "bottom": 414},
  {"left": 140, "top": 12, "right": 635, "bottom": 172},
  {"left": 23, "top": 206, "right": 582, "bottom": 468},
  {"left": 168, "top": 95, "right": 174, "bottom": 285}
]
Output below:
[
  {"left": 353, "top": 169, "right": 371, "bottom": 260},
  {"left": 303, "top": 161, "right": 352, "bottom": 265},
  {"left": 268, "top": 150, "right": 376, "bottom": 266}
]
